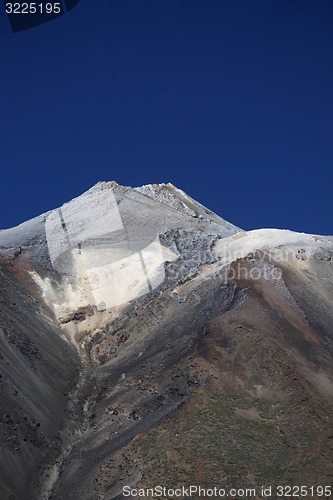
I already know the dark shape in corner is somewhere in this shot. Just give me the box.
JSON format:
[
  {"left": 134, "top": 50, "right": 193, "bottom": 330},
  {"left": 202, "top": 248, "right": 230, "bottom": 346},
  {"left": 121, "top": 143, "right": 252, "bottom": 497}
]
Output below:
[
  {"left": 64, "top": 0, "right": 79, "bottom": 11},
  {"left": 4, "top": 0, "right": 80, "bottom": 33}
]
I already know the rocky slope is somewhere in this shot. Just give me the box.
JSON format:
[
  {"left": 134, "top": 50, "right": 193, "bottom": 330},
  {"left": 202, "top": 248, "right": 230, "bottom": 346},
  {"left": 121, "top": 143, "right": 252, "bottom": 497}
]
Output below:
[{"left": 0, "top": 182, "right": 332, "bottom": 499}]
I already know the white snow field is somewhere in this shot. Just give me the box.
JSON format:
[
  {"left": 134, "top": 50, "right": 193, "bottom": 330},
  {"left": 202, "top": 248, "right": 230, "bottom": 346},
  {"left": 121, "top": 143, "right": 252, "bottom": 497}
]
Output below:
[
  {"left": 44, "top": 188, "right": 168, "bottom": 312},
  {"left": 213, "top": 228, "right": 333, "bottom": 267}
]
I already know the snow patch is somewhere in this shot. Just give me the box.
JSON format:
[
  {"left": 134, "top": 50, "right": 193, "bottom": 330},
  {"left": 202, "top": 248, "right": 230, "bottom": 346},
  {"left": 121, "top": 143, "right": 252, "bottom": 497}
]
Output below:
[
  {"left": 30, "top": 239, "right": 177, "bottom": 325},
  {"left": 213, "top": 229, "right": 331, "bottom": 266}
]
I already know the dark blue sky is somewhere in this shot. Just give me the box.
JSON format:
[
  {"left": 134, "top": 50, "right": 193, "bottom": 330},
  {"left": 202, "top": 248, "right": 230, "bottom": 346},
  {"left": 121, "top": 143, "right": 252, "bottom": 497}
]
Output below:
[{"left": 1, "top": 0, "right": 332, "bottom": 234}]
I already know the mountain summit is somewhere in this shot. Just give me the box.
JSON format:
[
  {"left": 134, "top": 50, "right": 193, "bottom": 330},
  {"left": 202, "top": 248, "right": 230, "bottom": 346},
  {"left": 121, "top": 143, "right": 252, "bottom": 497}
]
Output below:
[
  {"left": 0, "top": 182, "right": 239, "bottom": 330},
  {"left": 0, "top": 183, "right": 332, "bottom": 499}
]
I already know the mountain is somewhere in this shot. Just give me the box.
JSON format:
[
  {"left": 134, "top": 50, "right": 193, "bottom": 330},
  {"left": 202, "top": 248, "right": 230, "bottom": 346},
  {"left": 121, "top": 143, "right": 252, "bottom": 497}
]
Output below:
[{"left": 0, "top": 182, "right": 332, "bottom": 499}]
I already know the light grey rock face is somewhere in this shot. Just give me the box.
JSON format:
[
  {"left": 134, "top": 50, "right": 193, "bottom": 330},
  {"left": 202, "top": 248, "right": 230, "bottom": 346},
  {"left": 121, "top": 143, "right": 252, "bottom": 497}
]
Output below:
[{"left": 0, "top": 182, "right": 332, "bottom": 500}]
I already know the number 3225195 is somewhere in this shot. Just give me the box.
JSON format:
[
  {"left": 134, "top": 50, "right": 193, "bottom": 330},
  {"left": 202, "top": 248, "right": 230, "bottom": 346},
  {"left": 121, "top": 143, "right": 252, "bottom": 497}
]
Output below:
[{"left": 6, "top": 3, "right": 61, "bottom": 14}]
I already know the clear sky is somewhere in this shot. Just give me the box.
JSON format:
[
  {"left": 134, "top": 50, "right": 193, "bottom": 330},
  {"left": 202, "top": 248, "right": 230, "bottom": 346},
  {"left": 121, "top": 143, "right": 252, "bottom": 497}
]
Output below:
[{"left": 0, "top": 0, "right": 332, "bottom": 234}]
